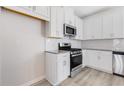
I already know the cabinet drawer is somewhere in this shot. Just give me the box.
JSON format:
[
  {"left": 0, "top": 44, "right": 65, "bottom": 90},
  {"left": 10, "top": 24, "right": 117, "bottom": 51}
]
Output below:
[{"left": 98, "top": 51, "right": 112, "bottom": 73}]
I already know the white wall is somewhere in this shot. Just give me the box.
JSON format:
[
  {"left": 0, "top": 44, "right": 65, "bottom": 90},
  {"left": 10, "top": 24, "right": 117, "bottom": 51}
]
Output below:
[{"left": 0, "top": 9, "right": 45, "bottom": 85}]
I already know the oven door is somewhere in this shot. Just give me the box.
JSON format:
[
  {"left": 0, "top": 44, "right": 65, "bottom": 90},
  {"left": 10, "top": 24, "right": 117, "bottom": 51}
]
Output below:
[{"left": 71, "top": 54, "right": 82, "bottom": 70}]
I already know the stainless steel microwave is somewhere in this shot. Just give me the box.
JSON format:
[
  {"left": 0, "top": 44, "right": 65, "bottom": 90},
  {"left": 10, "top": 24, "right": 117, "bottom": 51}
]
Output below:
[{"left": 64, "top": 24, "right": 76, "bottom": 36}]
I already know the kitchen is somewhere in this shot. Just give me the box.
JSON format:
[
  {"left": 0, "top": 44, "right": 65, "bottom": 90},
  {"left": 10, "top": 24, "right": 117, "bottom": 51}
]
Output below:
[{"left": 1, "top": 6, "right": 124, "bottom": 86}]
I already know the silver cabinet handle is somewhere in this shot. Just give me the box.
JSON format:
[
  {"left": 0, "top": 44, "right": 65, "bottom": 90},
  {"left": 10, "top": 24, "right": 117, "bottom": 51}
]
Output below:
[
  {"left": 97, "top": 56, "right": 101, "bottom": 60},
  {"left": 63, "top": 61, "right": 66, "bottom": 66},
  {"left": 69, "top": 21, "right": 72, "bottom": 24}
]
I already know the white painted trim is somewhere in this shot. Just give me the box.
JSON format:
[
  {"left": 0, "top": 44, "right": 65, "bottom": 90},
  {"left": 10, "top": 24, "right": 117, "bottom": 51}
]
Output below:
[{"left": 20, "top": 75, "right": 45, "bottom": 86}]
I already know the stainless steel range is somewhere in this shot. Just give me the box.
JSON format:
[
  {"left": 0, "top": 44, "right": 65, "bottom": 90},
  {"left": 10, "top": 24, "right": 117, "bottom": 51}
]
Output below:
[{"left": 58, "top": 43, "right": 82, "bottom": 77}]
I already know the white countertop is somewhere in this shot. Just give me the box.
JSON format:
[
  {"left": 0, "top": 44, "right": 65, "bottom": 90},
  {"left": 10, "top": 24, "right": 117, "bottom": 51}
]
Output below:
[{"left": 45, "top": 50, "right": 70, "bottom": 54}]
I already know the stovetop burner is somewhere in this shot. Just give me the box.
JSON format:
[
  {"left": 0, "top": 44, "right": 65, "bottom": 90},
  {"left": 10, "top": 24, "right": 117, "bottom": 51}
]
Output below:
[{"left": 58, "top": 43, "right": 82, "bottom": 52}]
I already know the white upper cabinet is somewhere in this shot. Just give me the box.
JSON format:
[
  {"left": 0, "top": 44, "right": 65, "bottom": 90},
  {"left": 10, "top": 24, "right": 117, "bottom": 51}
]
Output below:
[
  {"left": 83, "top": 17, "right": 93, "bottom": 40},
  {"left": 3, "top": 6, "right": 50, "bottom": 21},
  {"left": 102, "top": 8, "right": 124, "bottom": 39},
  {"left": 46, "top": 6, "right": 64, "bottom": 38},
  {"left": 83, "top": 7, "right": 124, "bottom": 40},
  {"left": 102, "top": 9, "right": 114, "bottom": 39},
  {"left": 83, "top": 13, "right": 102, "bottom": 40},
  {"left": 75, "top": 16, "right": 83, "bottom": 40},
  {"left": 35, "top": 6, "right": 50, "bottom": 19},
  {"left": 56, "top": 7, "right": 64, "bottom": 38},
  {"left": 91, "top": 14, "right": 102, "bottom": 39},
  {"left": 113, "top": 8, "right": 124, "bottom": 38},
  {"left": 64, "top": 7, "right": 75, "bottom": 26}
]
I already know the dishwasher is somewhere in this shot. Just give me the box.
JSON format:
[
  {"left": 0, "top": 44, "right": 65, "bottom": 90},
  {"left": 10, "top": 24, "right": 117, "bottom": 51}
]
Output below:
[{"left": 113, "top": 51, "right": 124, "bottom": 77}]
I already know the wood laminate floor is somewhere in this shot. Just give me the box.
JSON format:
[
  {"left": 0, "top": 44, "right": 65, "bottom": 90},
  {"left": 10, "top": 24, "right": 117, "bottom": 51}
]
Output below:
[{"left": 32, "top": 67, "right": 124, "bottom": 86}]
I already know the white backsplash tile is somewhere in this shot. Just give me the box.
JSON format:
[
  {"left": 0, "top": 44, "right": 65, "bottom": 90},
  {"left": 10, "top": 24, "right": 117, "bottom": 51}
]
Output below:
[{"left": 45, "top": 38, "right": 82, "bottom": 51}]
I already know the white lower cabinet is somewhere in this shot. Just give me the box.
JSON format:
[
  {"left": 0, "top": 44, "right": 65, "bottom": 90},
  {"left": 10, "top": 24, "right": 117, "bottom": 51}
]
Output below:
[
  {"left": 83, "top": 50, "right": 112, "bottom": 73},
  {"left": 46, "top": 52, "right": 70, "bottom": 85}
]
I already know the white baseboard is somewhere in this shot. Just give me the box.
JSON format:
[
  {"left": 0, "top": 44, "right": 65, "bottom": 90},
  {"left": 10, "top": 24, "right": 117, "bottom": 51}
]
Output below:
[{"left": 20, "top": 75, "right": 45, "bottom": 86}]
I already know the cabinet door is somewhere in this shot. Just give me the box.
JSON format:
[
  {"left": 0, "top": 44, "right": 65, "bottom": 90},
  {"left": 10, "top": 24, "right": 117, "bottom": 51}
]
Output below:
[
  {"left": 50, "top": 7, "right": 57, "bottom": 37},
  {"left": 57, "top": 53, "right": 70, "bottom": 83},
  {"left": 83, "top": 13, "right": 102, "bottom": 40},
  {"left": 48, "top": 7, "right": 64, "bottom": 38},
  {"left": 83, "top": 50, "right": 112, "bottom": 73},
  {"left": 99, "top": 51, "right": 112, "bottom": 73},
  {"left": 75, "top": 16, "right": 83, "bottom": 40},
  {"left": 83, "top": 50, "right": 91, "bottom": 67},
  {"left": 63, "top": 53, "right": 70, "bottom": 78},
  {"left": 91, "top": 14, "right": 102, "bottom": 39},
  {"left": 102, "top": 10, "right": 113, "bottom": 39},
  {"left": 113, "top": 8, "right": 123, "bottom": 38},
  {"left": 83, "top": 50, "right": 98, "bottom": 67},
  {"left": 45, "top": 53, "right": 57, "bottom": 85},
  {"left": 36, "top": 6, "right": 50, "bottom": 18},
  {"left": 83, "top": 18, "right": 93, "bottom": 40},
  {"left": 57, "top": 57, "right": 64, "bottom": 83},
  {"left": 88, "top": 50, "right": 99, "bottom": 68},
  {"left": 56, "top": 7, "right": 64, "bottom": 38},
  {"left": 64, "top": 7, "right": 75, "bottom": 26}
]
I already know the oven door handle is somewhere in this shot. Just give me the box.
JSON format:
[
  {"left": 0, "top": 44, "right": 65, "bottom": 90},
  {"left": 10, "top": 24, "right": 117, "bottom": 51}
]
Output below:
[{"left": 71, "top": 54, "right": 82, "bottom": 57}]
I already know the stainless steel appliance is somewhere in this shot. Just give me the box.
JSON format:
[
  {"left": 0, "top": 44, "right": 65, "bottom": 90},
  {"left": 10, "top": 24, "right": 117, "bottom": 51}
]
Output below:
[
  {"left": 64, "top": 24, "right": 76, "bottom": 36},
  {"left": 113, "top": 51, "right": 124, "bottom": 77},
  {"left": 58, "top": 43, "right": 82, "bottom": 77}
]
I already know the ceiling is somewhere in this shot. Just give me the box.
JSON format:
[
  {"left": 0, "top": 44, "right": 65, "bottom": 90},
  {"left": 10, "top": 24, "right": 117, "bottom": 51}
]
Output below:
[{"left": 70, "top": 6, "right": 111, "bottom": 18}]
